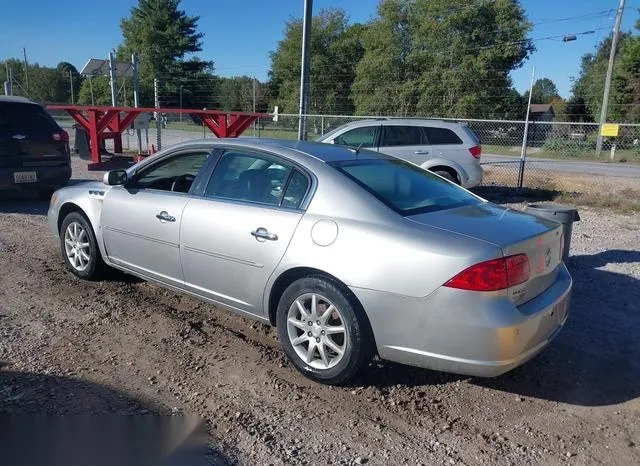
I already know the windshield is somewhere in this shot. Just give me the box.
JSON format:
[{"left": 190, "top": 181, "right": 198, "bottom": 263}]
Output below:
[{"left": 331, "top": 159, "right": 481, "bottom": 216}]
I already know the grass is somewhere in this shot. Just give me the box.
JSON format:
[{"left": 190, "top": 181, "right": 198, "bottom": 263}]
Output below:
[
  {"left": 482, "top": 144, "right": 640, "bottom": 164},
  {"left": 476, "top": 170, "right": 640, "bottom": 213}
]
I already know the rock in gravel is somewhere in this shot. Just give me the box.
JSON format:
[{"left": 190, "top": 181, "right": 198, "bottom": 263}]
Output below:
[
  {"left": 355, "top": 456, "right": 367, "bottom": 464},
  {"left": 566, "top": 452, "right": 574, "bottom": 458}
]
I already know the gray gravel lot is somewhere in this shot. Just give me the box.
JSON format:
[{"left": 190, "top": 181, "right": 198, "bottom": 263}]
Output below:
[{"left": 0, "top": 156, "right": 639, "bottom": 465}]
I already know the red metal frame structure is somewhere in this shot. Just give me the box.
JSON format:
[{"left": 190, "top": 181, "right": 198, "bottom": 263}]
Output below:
[{"left": 47, "top": 105, "right": 270, "bottom": 170}]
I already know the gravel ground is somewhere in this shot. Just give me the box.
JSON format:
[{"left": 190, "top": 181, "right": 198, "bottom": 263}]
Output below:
[{"left": 0, "top": 157, "right": 639, "bottom": 465}]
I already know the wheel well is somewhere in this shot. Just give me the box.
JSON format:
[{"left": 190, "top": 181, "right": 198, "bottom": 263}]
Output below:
[
  {"left": 267, "top": 266, "right": 378, "bottom": 355},
  {"left": 429, "top": 165, "right": 460, "bottom": 184},
  {"left": 57, "top": 203, "right": 86, "bottom": 234}
]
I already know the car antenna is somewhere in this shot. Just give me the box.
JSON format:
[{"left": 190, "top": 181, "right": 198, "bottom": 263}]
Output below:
[{"left": 348, "top": 143, "right": 364, "bottom": 156}]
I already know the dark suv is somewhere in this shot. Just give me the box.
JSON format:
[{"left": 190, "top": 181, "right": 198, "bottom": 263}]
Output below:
[{"left": 0, "top": 96, "right": 71, "bottom": 198}]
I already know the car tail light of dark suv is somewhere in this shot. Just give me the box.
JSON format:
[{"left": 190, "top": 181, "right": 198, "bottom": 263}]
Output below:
[
  {"left": 469, "top": 145, "right": 481, "bottom": 159},
  {"left": 52, "top": 130, "right": 69, "bottom": 143}
]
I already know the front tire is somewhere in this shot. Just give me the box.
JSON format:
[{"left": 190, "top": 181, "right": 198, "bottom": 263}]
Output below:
[
  {"left": 60, "top": 212, "right": 106, "bottom": 280},
  {"left": 276, "top": 276, "right": 372, "bottom": 385}
]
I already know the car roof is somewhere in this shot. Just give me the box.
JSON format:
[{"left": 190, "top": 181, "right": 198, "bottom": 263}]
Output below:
[
  {"left": 162, "top": 137, "right": 393, "bottom": 164},
  {"left": 0, "top": 95, "right": 39, "bottom": 105}
]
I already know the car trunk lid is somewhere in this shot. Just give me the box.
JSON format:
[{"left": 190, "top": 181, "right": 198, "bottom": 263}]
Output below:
[{"left": 407, "top": 202, "right": 563, "bottom": 305}]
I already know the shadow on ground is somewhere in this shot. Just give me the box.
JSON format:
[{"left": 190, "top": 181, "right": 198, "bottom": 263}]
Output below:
[
  {"left": 357, "top": 250, "right": 640, "bottom": 407},
  {"left": 0, "top": 179, "right": 96, "bottom": 216},
  {"left": 0, "top": 370, "right": 228, "bottom": 466},
  {"left": 472, "top": 186, "right": 559, "bottom": 205},
  {"left": 473, "top": 249, "right": 640, "bottom": 407}
]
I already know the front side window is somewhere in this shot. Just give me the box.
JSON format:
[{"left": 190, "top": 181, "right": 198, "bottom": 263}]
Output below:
[
  {"left": 424, "top": 127, "right": 463, "bottom": 145},
  {"left": 331, "top": 159, "right": 479, "bottom": 215},
  {"left": 333, "top": 126, "right": 377, "bottom": 148},
  {"left": 205, "top": 151, "right": 309, "bottom": 208},
  {"left": 380, "top": 125, "right": 425, "bottom": 147},
  {"left": 135, "top": 151, "right": 210, "bottom": 192}
]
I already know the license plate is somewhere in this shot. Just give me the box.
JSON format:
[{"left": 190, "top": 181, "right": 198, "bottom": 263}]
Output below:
[{"left": 13, "top": 171, "right": 37, "bottom": 183}]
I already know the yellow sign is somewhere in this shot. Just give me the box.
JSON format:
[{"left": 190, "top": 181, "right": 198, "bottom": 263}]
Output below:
[{"left": 601, "top": 123, "right": 620, "bottom": 137}]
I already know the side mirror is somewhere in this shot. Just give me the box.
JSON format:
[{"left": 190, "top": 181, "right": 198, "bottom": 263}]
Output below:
[{"left": 103, "top": 170, "right": 128, "bottom": 186}]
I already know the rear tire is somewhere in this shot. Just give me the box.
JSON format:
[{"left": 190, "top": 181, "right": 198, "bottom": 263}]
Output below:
[
  {"left": 276, "top": 276, "right": 372, "bottom": 385},
  {"left": 434, "top": 170, "right": 458, "bottom": 184},
  {"left": 60, "top": 212, "right": 106, "bottom": 280}
]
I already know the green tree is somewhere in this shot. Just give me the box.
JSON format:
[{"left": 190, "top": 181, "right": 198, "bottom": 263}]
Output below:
[
  {"left": 353, "top": 0, "right": 534, "bottom": 118},
  {"left": 268, "top": 8, "right": 365, "bottom": 115},
  {"left": 351, "top": 0, "right": 415, "bottom": 116},
  {"left": 570, "top": 19, "right": 640, "bottom": 123},
  {"left": 1, "top": 59, "right": 75, "bottom": 104},
  {"left": 119, "top": 0, "right": 213, "bottom": 104},
  {"left": 77, "top": 76, "right": 113, "bottom": 105},
  {"left": 524, "top": 78, "right": 559, "bottom": 104},
  {"left": 218, "top": 76, "right": 269, "bottom": 112}
]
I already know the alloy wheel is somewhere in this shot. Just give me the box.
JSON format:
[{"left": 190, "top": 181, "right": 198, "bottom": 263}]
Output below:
[{"left": 286, "top": 293, "right": 347, "bottom": 370}]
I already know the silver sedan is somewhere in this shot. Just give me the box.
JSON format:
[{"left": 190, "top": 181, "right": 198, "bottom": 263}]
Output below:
[{"left": 48, "top": 139, "right": 572, "bottom": 385}]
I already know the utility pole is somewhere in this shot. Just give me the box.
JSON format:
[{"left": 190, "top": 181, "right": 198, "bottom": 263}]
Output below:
[
  {"left": 297, "top": 0, "right": 313, "bottom": 141},
  {"left": 518, "top": 66, "right": 535, "bottom": 190},
  {"left": 595, "top": 0, "right": 625, "bottom": 157},
  {"left": 22, "top": 48, "right": 29, "bottom": 92}
]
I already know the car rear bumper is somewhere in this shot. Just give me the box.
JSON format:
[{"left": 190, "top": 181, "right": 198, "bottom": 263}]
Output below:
[
  {"left": 351, "top": 263, "right": 572, "bottom": 377},
  {"left": 0, "top": 165, "right": 71, "bottom": 191},
  {"left": 460, "top": 162, "right": 483, "bottom": 188}
]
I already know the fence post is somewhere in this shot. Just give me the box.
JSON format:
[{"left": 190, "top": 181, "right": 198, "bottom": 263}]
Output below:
[
  {"left": 154, "top": 78, "right": 161, "bottom": 150},
  {"left": 518, "top": 66, "right": 535, "bottom": 190}
]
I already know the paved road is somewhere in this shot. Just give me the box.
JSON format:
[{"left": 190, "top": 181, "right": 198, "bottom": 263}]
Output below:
[{"left": 482, "top": 153, "right": 640, "bottom": 179}]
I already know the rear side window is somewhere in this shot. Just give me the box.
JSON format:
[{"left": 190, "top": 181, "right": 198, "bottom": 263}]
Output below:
[
  {"left": 281, "top": 169, "right": 310, "bottom": 209},
  {"left": 380, "top": 125, "right": 425, "bottom": 147},
  {"left": 424, "top": 127, "right": 463, "bottom": 145},
  {"left": 331, "top": 159, "right": 479, "bottom": 216},
  {"left": 462, "top": 125, "right": 480, "bottom": 144},
  {"left": 0, "top": 102, "right": 59, "bottom": 129}
]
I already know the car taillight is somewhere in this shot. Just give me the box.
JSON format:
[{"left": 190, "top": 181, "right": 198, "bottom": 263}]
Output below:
[
  {"left": 559, "top": 232, "right": 565, "bottom": 261},
  {"left": 469, "top": 145, "right": 481, "bottom": 159},
  {"left": 444, "top": 254, "right": 530, "bottom": 291},
  {"left": 53, "top": 130, "right": 69, "bottom": 142}
]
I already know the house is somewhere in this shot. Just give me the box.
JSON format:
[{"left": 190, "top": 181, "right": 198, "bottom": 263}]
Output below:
[
  {"left": 529, "top": 103, "right": 555, "bottom": 122},
  {"left": 528, "top": 104, "right": 555, "bottom": 145}
]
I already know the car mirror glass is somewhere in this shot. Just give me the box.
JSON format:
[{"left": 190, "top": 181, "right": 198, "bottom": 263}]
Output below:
[{"left": 103, "top": 170, "right": 128, "bottom": 186}]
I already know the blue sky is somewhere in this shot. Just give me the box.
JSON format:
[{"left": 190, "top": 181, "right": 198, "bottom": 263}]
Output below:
[{"left": 0, "top": 0, "right": 638, "bottom": 98}]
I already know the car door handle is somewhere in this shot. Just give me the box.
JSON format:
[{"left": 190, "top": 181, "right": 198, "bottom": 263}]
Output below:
[
  {"left": 414, "top": 150, "right": 429, "bottom": 155},
  {"left": 251, "top": 227, "right": 278, "bottom": 241},
  {"left": 155, "top": 211, "right": 176, "bottom": 222},
  {"left": 12, "top": 134, "right": 26, "bottom": 140}
]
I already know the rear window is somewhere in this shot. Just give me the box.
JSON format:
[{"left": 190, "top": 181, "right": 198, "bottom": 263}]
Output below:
[
  {"left": 331, "top": 159, "right": 480, "bottom": 216},
  {"left": 0, "top": 102, "right": 59, "bottom": 129},
  {"left": 424, "top": 127, "right": 463, "bottom": 145}
]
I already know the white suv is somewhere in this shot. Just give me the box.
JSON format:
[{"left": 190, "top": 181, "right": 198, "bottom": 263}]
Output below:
[{"left": 316, "top": 119, "right": 483, "bottom": 188}]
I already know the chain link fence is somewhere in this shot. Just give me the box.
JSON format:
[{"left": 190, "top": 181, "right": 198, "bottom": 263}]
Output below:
[
  {"left": 48, "top": 107, "right": 640, "bottom": 191},
  {"left": 259, "top": 114, "right": 640, "bottom": 190}
]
